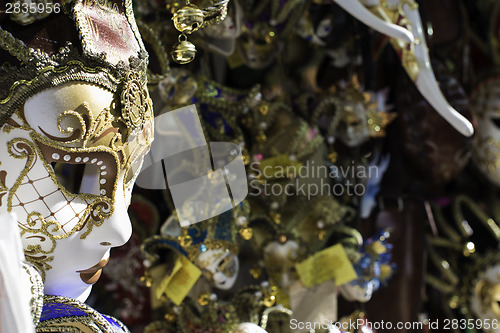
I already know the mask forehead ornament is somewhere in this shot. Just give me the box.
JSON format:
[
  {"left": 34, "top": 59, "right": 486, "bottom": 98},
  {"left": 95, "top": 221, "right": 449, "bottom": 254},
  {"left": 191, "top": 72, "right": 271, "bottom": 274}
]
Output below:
[{"left": 0, "top": 0, "right": 153, "bottom": 279}]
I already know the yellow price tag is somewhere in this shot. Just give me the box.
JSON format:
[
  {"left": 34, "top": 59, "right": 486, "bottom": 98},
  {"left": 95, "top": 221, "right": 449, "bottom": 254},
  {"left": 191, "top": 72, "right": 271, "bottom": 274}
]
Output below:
[
  {"left": 155, "top": 255, "right": 202, "bottom": 305},
  {"left": 295, "top": 244, "right": 357, "bottom": 288}
]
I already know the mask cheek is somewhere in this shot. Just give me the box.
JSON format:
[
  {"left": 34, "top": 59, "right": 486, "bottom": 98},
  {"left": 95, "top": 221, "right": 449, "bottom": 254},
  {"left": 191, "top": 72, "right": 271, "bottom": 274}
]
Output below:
[{"left": 0, "top": 140, "right": 27, "bottom": 197}]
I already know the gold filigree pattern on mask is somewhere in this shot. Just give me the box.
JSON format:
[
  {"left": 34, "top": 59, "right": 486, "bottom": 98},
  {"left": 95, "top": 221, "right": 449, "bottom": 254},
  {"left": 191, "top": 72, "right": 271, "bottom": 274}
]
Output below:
[
  {"left": 22, "top": 262, "right": 44, "bottom": 326},
  {"left": 425, "top": 196, "right": 500, "bottom": 326},
  {"left": 10, "top": 108, "right": 120, "bottom": 233},
  {"left": 0, "top": 168, "right": 8, "bottom": 205},
  {"left": 36, "top": 295, "right": 131, "bottom": 332},
  {"left": 121, "top": 70, "right": 153, "bottom": 130}
]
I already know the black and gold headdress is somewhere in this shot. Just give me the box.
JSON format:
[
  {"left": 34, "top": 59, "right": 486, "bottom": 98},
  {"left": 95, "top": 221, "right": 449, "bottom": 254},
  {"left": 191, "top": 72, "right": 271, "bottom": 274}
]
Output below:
[{"left": 0, "top": 0, "right": 150, "bottom": 127}]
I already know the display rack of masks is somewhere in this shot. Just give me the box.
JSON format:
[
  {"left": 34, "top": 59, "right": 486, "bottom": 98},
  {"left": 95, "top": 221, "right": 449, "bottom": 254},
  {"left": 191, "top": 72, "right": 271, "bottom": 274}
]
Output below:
[{"left": 1, "top": 0, "right": 500, "bottom": 332}]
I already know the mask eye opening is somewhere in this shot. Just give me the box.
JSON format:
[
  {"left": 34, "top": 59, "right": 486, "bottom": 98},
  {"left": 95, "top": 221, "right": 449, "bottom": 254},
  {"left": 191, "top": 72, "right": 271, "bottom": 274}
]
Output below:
[{"left": 50, "top": 162, "right": 101, "bottom": 196}]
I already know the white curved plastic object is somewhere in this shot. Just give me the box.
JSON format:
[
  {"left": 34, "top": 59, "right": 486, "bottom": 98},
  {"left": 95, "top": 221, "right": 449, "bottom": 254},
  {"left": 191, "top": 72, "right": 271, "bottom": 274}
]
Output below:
[
  {"left": 334, "top": 0, "right": 414, "bottom": 44},
  {"left": 399, "top": 0, "right": 473, "bottom": 136},
  {"left": 354, "top": 0, "right": 474, "bottom": 137}
]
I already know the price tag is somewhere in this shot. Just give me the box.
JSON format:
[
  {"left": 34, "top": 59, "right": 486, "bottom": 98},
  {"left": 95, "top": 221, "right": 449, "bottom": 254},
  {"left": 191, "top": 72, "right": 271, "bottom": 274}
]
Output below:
[
  {"left": 295, "top": 244, "right": 357, "bottom": 288},
  {"left": 155, "top": 255, "right": 202, "bottom": 305}
]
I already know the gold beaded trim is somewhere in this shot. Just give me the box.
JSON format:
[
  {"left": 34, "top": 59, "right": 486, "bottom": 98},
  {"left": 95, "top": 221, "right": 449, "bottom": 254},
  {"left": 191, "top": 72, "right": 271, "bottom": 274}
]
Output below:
[{"left": 36, "top": 295, "right": 131, "bottom": 333}]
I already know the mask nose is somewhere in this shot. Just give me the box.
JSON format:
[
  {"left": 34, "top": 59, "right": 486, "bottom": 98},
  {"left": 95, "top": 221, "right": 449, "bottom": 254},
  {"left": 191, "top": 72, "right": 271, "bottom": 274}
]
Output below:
[{"left": 84, "top": 174, "right": 132, "bottom": 248}]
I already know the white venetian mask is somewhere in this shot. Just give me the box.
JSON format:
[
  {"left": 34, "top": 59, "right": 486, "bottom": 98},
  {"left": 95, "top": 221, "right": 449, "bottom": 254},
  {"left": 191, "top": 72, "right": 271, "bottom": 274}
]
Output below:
[{"left": 0, "top": 81, "right": 153, "bottom": 301}]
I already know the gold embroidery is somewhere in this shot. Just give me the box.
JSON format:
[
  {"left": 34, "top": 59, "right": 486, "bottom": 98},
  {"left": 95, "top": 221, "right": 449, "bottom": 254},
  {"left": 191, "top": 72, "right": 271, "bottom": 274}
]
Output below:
[
  {"left": 22, "top": 262, "right": 44, "bottom": 326},
  {"left": 121, "top": 71, "right": 153, "bottom": 130},
  {"left": 36, "top": 295, "right": 131, "bottom": 332},
  {"left": 6, "top": 138, "right": 37, "bottom": 209}
]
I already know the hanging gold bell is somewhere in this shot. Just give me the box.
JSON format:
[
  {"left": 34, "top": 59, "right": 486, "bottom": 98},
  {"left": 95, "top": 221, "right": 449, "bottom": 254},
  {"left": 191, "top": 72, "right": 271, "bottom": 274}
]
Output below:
[
  {"left": 172, "top": 3, "right": 204, "bottom": 34},
  {"left": 171, "top": 34, "right": 197, "bottom": 64}
]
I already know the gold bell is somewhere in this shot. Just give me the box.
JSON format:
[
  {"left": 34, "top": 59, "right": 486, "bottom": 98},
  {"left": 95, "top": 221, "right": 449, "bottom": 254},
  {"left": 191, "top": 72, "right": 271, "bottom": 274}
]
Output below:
[
  {"left": 173, "top": 3, "right": 204, "bottom": 34},
  {"left": 171, "top": 34, "right": 197, "bottom": 64}
]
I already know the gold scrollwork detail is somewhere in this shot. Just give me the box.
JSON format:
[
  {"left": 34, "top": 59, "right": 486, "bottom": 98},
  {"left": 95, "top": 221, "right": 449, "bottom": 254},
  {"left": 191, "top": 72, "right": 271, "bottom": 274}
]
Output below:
[
  {"left": 56, "top": 110, "right": 87, "bottom": 143},
  {"left": 6, "top": 138, "right": 37, "bottom": 207},
  {"left": 121, "top": 71, "right": 153, "bottom": 131},
  {"left": 80, "top": 199, "right": 113, "bottom": 239}
]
